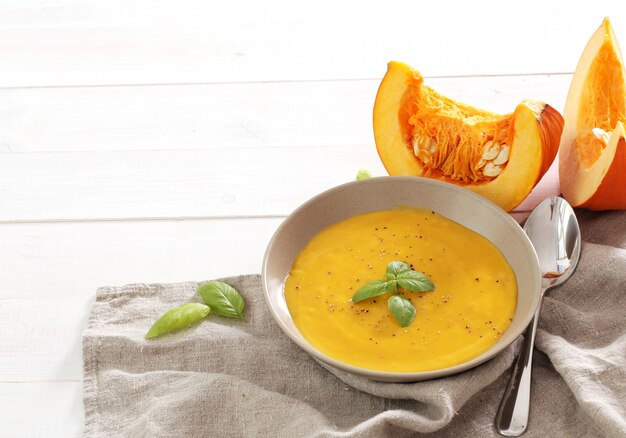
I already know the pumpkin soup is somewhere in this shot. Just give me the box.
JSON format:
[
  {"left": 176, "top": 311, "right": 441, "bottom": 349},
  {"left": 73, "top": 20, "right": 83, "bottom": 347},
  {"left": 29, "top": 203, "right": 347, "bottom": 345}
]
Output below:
[{"left": 284, "top": 208, "right": 517, "bottom": 372}]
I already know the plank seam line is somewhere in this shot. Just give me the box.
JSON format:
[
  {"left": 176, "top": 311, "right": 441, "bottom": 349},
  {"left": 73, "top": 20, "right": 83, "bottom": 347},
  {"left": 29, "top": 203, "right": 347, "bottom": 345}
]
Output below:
[
  {"left": 0, "top": 211, "right": 534, "bottom": 225},
  {"left": 0, "top": 143, "right": 373, "bottom": 155},
  {"left": 0, "top": 72, "right": 574, "bottom": 91},
  {"left": 0, "top": 380, "right": 82, "bottom": 384},
  {"left": 0, "top": 215, "right": 290, "bottom": 224}
]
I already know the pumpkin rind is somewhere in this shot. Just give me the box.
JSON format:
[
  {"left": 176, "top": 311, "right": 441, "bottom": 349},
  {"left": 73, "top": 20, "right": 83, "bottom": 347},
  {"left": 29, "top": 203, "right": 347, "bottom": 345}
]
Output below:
[
  {"left": 373, "top": 61, "right": 562, "bottom": 212},
  {"left": 559, "top": 18, "right": 626, "bottom": 210},
  {"left": 577, "top": 124, "right": 626, "bottom": 210}
]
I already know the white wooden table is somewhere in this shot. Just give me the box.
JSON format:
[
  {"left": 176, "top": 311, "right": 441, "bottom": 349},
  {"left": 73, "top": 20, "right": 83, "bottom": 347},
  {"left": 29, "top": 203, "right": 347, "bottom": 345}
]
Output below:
[{"left": 1, "top": 1, "right": 623, "bottom": 435}]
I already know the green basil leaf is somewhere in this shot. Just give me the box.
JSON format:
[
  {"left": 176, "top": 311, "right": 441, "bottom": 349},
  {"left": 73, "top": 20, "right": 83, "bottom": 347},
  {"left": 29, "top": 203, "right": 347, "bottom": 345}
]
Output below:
[
  {"left": 146, "top": 303, "right": 210, "bottom": 339},
  {"left": 387, "top": 279, "right": 398, "bottom": 294},
  {"left": 385, "top": 261, "right": 410, "bottom": 280},
  {"left": 355, "top": 169, "right": 374, "bottom": 181},
  {"left": 351, "top": 279, "right": 390, "bottom": 303},
  {"left": 397, "top": 270, "right": 435, "bottom": 292},
  {"left": 387, "top": 295, "right": 416, "bottom": 327},
  {"left": 198, "top": 281, "right": 245, "bottom": 318}
]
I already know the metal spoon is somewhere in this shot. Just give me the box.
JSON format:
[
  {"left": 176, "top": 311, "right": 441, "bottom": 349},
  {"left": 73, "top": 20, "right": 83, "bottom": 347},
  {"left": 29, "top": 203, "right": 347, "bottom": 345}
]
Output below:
[{"left": 495, "top": 196, "right": 581, "bottom": 436}]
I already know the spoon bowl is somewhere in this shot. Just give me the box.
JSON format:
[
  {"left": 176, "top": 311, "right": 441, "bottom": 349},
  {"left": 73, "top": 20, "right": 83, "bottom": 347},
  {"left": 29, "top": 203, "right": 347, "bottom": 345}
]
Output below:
[
  {"left": 495, "top": 196, "right": 581, "bottom": 436},
  {"left": 524, "top": 198, "right": 582, "bottom": 289}
]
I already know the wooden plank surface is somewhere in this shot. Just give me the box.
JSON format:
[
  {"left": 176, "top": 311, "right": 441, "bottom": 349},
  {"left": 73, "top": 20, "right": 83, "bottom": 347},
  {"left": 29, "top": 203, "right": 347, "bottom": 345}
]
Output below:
[
  {"left": 0, "top": 146, "right": 383, "bottom": 222},
  {"left": 0, "top": 1, "right": 623, "bottom": 87},
  {"left": 0, "top": 382, "right": 83, "bottom": 437},
  {"left": 0, "top": 298, "right": 89, "bottom": 382},
  {"left": 0, "top": 75, "right": 570, "bottom": 153},
  {"left": 0, "top": 147, "right": 560, "bottom": 223},
  {"left": 0, "top": 218, "right": 282, "bottom": 302}
]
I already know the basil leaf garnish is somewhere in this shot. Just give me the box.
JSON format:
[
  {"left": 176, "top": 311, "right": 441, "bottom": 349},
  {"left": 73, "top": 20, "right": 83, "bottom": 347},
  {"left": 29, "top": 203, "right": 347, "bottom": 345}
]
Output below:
[
  {"left": 387, "top": 279, "right": 398, "bottom": 294},
  {"left": 397, "top": 270, "right": 435, "bottom": 292},
  {"left": 387, "top": 295, "right": 416, "bottom": 328},
  {"left": 351, "top": 279, "right": 389, "bottom": 303},
  {"left": 198, "top": 281, "right": 245, "bottom": 318},
  {"left": 145, "top": 303, "right": 210, "bottom": 339},
  {"left": 385, "top": 261, "right": 411, "bottom": 280},
  {"left": 348, "top": 261, "right": 435, "bottom": 327}
]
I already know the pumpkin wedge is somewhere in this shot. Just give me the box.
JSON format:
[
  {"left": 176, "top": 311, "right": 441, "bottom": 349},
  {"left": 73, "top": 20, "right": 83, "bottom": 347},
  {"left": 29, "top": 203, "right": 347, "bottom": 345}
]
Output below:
[
  {"left": 559, "top": 18, "right": 626, "bottom": 210},
  {"left": 373, "top": 61, "right": 563, "bottom": 212}
]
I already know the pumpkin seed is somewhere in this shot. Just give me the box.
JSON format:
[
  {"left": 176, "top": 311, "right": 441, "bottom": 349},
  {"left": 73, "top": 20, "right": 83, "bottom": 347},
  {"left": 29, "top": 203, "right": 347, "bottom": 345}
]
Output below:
[
  {"left": 493, "top": 144, "right": 510, "bottom": 165},
  {"left": 417, "top": 150, "right": 432, "bottom": 165},
  {"left": 483, "top": 162, "right": 503, "bottom": 177},
  {"left": 481, "top": 141, "right": 501, "bottom": 160},
  {"left": 592, "top": 127, "right": 610, "bottom": 144},
  {"left": 412, "top": 136, "right": 421, "bottom": 156},
  {"left": 428, "top": 138, "right": 437, "bottom": 153}
]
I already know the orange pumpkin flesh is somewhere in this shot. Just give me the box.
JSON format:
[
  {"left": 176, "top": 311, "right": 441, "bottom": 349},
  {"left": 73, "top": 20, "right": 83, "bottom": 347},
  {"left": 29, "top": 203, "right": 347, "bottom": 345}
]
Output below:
[
  {"left": 559, "top": 18, "right": 626, "bottom": 210},
  {"left": 373, "top": 62, "right": 563, "bottom": 212}
]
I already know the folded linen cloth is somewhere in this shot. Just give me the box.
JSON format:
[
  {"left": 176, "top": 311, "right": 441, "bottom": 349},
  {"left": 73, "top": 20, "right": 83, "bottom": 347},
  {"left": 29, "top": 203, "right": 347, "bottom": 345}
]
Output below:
[{"left": 83, "top": 210, "right": 625, "bottom": 437}]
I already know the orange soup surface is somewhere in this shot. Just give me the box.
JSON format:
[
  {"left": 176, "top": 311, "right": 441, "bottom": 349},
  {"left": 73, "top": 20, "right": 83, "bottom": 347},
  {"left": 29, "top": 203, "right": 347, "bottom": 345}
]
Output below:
[{"left": 284, "top": 208, "right": 517, "bottom": 372}]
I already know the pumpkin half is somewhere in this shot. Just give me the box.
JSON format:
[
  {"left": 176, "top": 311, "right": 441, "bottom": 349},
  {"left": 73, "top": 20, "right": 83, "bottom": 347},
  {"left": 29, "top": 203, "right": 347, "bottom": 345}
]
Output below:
[
  {"left": 559, "top": 18, "right": 626, "bottom": 210},
  {"left": 373, "top": 61, "right": 563, "bottom": 212}
]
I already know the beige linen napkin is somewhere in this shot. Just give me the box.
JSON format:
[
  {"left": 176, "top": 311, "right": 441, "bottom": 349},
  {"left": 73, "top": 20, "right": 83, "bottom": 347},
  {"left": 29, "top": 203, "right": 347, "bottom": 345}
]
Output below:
[{"left": 83, "top": 211, "right": 625, "bottom": 437}]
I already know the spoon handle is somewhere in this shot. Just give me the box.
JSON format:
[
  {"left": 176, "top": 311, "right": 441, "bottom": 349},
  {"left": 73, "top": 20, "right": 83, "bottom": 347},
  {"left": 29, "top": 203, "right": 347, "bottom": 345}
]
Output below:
[{"left": 495, "top": 302, "right": 542, "bottom": 436}]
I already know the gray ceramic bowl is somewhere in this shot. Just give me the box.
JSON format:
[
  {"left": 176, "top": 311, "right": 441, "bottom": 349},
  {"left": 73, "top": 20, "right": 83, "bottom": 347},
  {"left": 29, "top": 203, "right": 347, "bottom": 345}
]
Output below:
[{"left": 262, "top": 177, "right": 541, "bottom": 382}]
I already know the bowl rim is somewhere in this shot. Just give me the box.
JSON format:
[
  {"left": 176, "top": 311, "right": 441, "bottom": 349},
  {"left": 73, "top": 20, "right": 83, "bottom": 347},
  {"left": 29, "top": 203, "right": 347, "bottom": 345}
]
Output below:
[{"left": 262, "top": 176, "right": 541, "bottom": 381}]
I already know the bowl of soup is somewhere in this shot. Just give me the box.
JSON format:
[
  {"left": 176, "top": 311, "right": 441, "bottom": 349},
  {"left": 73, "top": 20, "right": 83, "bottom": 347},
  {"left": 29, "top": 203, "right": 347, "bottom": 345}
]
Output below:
[{"left": 262, "top": 177, "right": 540, "bottom": 382}]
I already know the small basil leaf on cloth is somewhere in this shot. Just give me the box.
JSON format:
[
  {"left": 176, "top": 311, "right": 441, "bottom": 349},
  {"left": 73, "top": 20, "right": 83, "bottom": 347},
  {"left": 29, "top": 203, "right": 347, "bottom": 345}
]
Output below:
[
  {"left": 351, "top": 279, "right": 390, "bottom": 303},
  {"left": 385, "top": 261, "right": 411, "bottom": 280},
  {"left": 397, "top": 270, "right": 435, "bottom": 292},
  {"left": 387, "top": 295, "right": 416, "bottom": 327},
  {"left": 145, "top": 303, "right": 210, "bottom": 339},
  {"left": 198, "top": 281, "right": 245, "bottom": 318}
]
